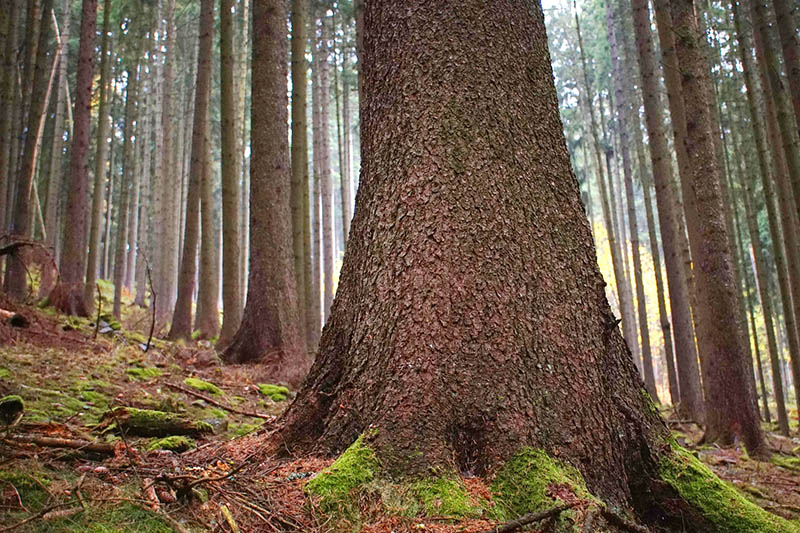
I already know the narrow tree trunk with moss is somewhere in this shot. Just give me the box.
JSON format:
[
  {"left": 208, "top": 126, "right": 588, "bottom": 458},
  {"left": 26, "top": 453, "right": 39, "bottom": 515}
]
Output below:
[
  {"left": 169, "top": 0, "right": 213, "bottom": 341},
  {"left": 277, "top": 4, "right": 793, "bottom": 532},
  {"left": 221, "top": 0, "right": 308, "bottom": 383},
  {"left": 4, "top": 0, "right": 53, "bottom": 300}
]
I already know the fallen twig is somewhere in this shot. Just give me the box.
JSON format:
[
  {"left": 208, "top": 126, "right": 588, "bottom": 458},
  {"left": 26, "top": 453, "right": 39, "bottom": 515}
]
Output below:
[
  {"left": 484, "top": 503, "right": 577, "bottom": 533},
  {"left": 165, "top": 382, "right": 275, "bottom": 421},
  {"left": 2, "top": 434, "right": 115, "bottom": 454}
]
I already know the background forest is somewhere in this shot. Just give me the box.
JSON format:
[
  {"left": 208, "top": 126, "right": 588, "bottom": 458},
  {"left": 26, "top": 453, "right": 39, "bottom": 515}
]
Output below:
[{"left": 0, "top": 0, "right": 800, "bottom": 531}]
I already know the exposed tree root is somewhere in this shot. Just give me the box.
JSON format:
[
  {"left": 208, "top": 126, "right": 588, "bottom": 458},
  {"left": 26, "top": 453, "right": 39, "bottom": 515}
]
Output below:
[{"left": 483, "top": 502, "right": 577, "bottom": 533}]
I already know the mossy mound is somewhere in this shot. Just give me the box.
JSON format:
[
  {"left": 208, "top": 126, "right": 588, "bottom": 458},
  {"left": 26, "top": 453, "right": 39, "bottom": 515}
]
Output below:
[
  {"left": 659, "top": 445, "right": 800, "bottom": 533},
  {"left": 0, "top": 394, "right": 24, "bottom": 426},
  {"left": 147, "top": 436, "right": 195, "bottom": 452},
  {"left": 102, "top": 407, "right": 213, "bottom": 437},
  {"left": 126, "top": 366, "right": 163, "bottom": 381},
  {"left": 257, "top": 383, "right": 289, "bottom": 401},
  {"left": 184, "top": 377, "right": 223, "bottom": 396}
]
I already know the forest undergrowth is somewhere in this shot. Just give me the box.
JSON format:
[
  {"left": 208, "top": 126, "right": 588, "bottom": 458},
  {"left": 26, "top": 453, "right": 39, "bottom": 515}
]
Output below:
[{"left": 0, "top": 294, "right": 799, "bottom": 532}]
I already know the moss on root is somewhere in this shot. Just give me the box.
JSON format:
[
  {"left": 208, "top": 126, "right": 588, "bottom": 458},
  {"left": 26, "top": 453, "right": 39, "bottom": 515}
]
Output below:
[
  {"left": 183, "top": 377, "right": 222, "bottom": 396},
  {"left": 659, "top": 445, "right": 800, "bottom": 533}
]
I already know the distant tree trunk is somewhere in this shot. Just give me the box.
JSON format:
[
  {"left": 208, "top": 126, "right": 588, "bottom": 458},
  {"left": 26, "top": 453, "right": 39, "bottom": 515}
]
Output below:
[
  {"left": 277, "top": 4, "right": 788, "bottom": 531},
  {"left": 40, "top": 0, "right": 71, "bottom": 298},
  {"left": 4, "top": 0, "right": 53, "bottom": 301},
  {"left": 103, "top": 85, "right": 117, "bottom": 280},
  {"left": 752, "top": 17, "right": 800, "bottom": 419},
  {"left": 85, "top": 0, "right": 112, "bottom": 305},
  {"left": 607, "top": 1, "right": 657, "bottom": 400},
  {"left": 632, "top": 0, "right": 704, "bottom": 421},
  {"left": 341, "top": 42, "right": 352, "bottom": 242},
  {"left": 218, "top": 0, "right": 242, "bottom": 346},
  {"left": 169, "top": 0, "right": 213, "bottom": 341},
  {"left": 134, "top": 49, "right": 154, "bottom": 309},
  {"left": 195, "top": 116, "right": 220, "bottom": 339},
  {"left": 769, "top": 0, "right": 800, "bottom": 129},
  {"left": 113, "top": 66, "right": 138, "bottom": 319},
  {"left": 289, "top": 0, "right": 306, "bottom": 337},
  {"left": 221, "top": 0, "right": 309, "bottom": 384},
  {"left": 319, "top": 12, "right": 335, "bottom": 321},
  {"left": 125, "top": 128, "right": 141, "bottom": 291},
  {"left": 310, "top": 29, "right": 323, "bottom": 345},
  {"left": 670, "top": 0, "right": 765, "bottom": 454},
  {"left": 0, "top": 0, "right": 21, "bottom": 242},
  {"left": 237, "top": 0, "right": 250, "bottom": 307}
]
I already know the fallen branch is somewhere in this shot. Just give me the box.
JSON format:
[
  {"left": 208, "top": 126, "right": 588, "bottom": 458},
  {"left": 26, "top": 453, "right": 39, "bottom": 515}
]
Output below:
[
  {"left": 3, "top": 434, "right": 115, "bottom": 454},
  {"left": 484, "top": 503, "right": 577, "bottom": 533},
  {"left": 165, "top": 382, "right": 275, "bottom": 421}
]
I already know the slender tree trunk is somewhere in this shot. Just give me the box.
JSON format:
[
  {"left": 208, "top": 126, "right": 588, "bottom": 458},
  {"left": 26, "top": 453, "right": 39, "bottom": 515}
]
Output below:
[
  {"left": 632, "top": 0, "right": 704, "bottom": 421},
  {"left": 670, "top": 0, "right": 764, "bottom": 454},
  {"left": 277, "top": 4, "right": 791, "bottom": 531},
  {"left": 608, "top": 1, "right": 657, "bottom": 400},
  {"left": 113, "top": 66, "right": 138, "bottom": 319},
  {"left": 0, "top": 0, "right": 21, "bottom": 243},
  {"left": 221, "top": 0, "right": 308, "bottom": 382},
  {"left": 341, "top": 41, "right": 352, "bottom": 241},
  {"left": 134, "top": 46, "right": 154, "bottom": 309},
  {"left": 319, "top": 12, "right": 335, "bottom": 321},
  {"left": 310, "top": 28, "right": 323, "bottom": 345},
  {"left": 40, "top": 0, "right": 71, "bottom": 298},
  {"left": 195, "top": 115, "right": 220, "bottom": 338},
  {"left": 770, "top": 0, "right": 800, "bottom": 129},
  {"left": 102, "top": 85, "right": 117, "bottom": 280},
  {"left": 238, "top": 0, "right": 250, "bottom": 308},
  {"left": 125, "top": 126, "right": 141, "bottom": 291},
  {"left": 218, "top": 0, "right": 242, "bottom": 345},
  {"left": 169, "top": 0, "right": 213, "bottom": 340},
  {"left": 4, "top": 0, "right": 53, "bottom": 300}
]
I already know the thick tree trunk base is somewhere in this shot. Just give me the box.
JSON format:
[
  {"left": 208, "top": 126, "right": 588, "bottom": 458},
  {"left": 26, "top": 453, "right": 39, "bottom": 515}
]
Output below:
[{"left": 48, "top": 282, "right": 89, "bottom": 317}]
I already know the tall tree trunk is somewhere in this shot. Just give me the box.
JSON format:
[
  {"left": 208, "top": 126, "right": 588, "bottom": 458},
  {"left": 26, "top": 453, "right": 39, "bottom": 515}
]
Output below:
[
  {"left": 40, "top": 0, "right": 71, "bottom": 298},
  {"left": 102, "top": 84, "right": 117, "bottom": 280},
  {"left": 341, "top": 40, "right": 352, "bottom": 242},
  {"left": 238, "top": 0, "right": 250, "bottom": 308},
  {"left": 310, "top": 31, "right": 323, "bottom": 346},
  {"left": 4, "top": 0, "right": 53, "bottom": 300},
  {"left": 85, "top": 0, "right": 111, "bottom": 305},
  {"left": 218, "top": 0, "right": 242, "bottom": 345},
  {"left": 0, "top": 0, "right": 21, "bottom": 243},
  {"left": 113, "top": 66, "right": 138, "bottom": 319},
  {"left": 195, "top": 115, "right": 220, "bottom": 339},
  {"left": 319, "top": 12, "right": 335, "bottom": 321},
  {"left": 134, "top": 45, "right": 154, "bottom": 309},
  {"left": 670, "top": 0, "right": 764, "bottom": 454},
  {"left": 277, "top": 4, "right": 791, "bottom": 531},
  {"left": 632, "top": 0, "right": 704, "bottom": 421},
  {"left": 168, "top": 0, "right": 213, "bottom": 341},
  {"left": 607, "top": 0, "right": 657, "bottom": 399},
  {"left": 125, "top": 124, "right": 141, "bottom": 291},
  {"left": 770, "top": 0, "right": 800, "bottom": 129},
  {"left": 289, "top": 0, "right": 306, "bottom": 336},
  {"left": 221, "top": 0, "right": 308, "bottom": 382}
]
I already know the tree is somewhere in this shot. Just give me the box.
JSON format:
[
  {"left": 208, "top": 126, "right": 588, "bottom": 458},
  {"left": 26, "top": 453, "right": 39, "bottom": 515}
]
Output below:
[
  {"left": 319, "top": 11, "right": 335, "bottom": 320},
  {"left": 169, "top": 0, "right": 214, "bottom": 341},
  {"left": 194, "top": 116, "right": 220, "bottom": 339},
  {"left": 221, "top": 0, "right": 309, "bottom": 385},
  {"left": 218, "top": 0, "right": 243, "bottom": 345},
  {"left": 769, "top": 0, "right": 800, "bottom": 129},
  {"left": 670, "top": 0, "right": 764, "bottom": 454},
  {"left": 277, "top": 4, "right": 794, "bottom": 530}
]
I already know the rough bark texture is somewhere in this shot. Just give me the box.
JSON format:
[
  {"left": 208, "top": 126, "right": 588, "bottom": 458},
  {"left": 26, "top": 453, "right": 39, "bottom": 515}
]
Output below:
[
  {"left": 0, "top": 0, "right": 20, "bottom": 235},
  {"left": 310, "top": 22, "right": 323, "bottom": 344},
  {"left": 319, "top": 13, "right": 335, "bottom": 321},
  {"left": 4, "top": 0, "right": 53, "bottom": 300},
  {"left": 168, "top": 0, "right": 213, "bottom": 341},
  {"left": 85, "top": 0, "right": 112, "bottom": 306},
  {"left": 280, "top": 0, "right": 674, "bottom": 523},
  {"left": 289, "top": 0, "right": 307, "bottom": 335},
  {"left": 671, "top": 0, "right": 764, "bottom": 454},
  {"left": 218, "top": 0, "right": 242, "bottom": 346},
  {"left": 301, "top": 12, "right": 315, "bottom": 350},
  {"left": 59, "top": 0, "right": 96, "bottom": 289},
  {"left": 195, "top": 116, "right": 220, "bottom": 339},
  {"left": 770, "top": 0, "right": 800, "bottom": 129},
  {"left": 221, "top": 0, "right": 309, "bottom": 384}
]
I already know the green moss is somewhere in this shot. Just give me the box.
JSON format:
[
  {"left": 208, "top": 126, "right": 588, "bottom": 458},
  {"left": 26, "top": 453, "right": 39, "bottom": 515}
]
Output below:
[
  {"left": 147, "top": 436, "right": 195, "bottom": 452},
  {"left": 230, "top": 421, "right": 263, "bottom": 438},
  {"left": 0, "top": 367, "right": 11, "bottom": 379},
  {"left": 771, "top": 455, "right": 800, "bottom": 471},
  {"left": 306, "top": 435, "right": 380, "bottom": 514},
  {"left": 109, "top": 407, "right": 214, "bottom": 437},
  {"left": 126, "top": 366, "right": 163, "bottom": 381},
  {"left": 184, "top": 377, "right": 223, "bottom": 396},
  {"left": 659, "top": 445, "right": 800, "bottom": 533},
  {"left": 257, "top": 383, "right": 289, "bottom": 401},
  {"left": 35, "top": 502, "right": 174, "bottom": 532},
  {"left": 204, "top": 407, "right": 228, "bottom": 419},
  {"left": 0, "top": 471, "right": 51, "bottom": 510},
  {"left": 407, "top": 478, "right": 480, "bottom": 517}
]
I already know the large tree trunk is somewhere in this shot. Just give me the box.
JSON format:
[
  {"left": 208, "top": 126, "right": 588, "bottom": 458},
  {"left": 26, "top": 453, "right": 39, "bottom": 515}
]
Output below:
[
  {"left": 168, "top": 0, "right": 213, "bottom": 341},
  {"left": 670, "top": 0, "right": 764, "bottom": 454},
  {"left": 278, "top": 3, "right": 791, "bottom": 531},
  {"left": 85, "top": 0, "right": 111, "bottom": 305},
  {"left": 0, "top": 0, "right": 21, "bottom": 235},
  {"left": 218, "top": 0, "right": 242, "bottom": 346},
  {"left": 220, "top": 0, "right": 308, "bottom": 384},
  {"left": 4, "top": 0, "right": 53, "bottom": 300}
]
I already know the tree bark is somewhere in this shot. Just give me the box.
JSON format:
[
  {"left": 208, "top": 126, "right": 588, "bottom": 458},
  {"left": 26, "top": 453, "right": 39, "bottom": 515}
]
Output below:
[
  {"left": 195, "top": 115, "right": 220, "bottom": 339},
  {"left": 278, "top": 4, "right": 784, "bottom": 531},
  {"left": 770, "top": 0, "right": 800, "bottom": 130},
  {"left": 0, "top": 0, "right": 20, "bottom": 236},
  {"left": 4, "top": 0, "right": 53, "bottom": 300},
  {"left": 218, "top": 0, "right": 242, "bottom": 346},
  {"left": 319, "top": 12, "right": 335, "bottom": 321},
  {"left": 670, "top": 0, "right": 765, "bottom": 454},
  {"left": 221, "top": 0, "right": 309, "bottom": 384},
  {"left": 289, "top": 0, "right": 306, "bottom": 337},
  {"left": 633, "top": 0, "right": 705, "bottom": 421},
  {"left": 168, "top": 0, "right": 213, "bottom": 341},
  {"left": 310, "top": 28, "right": 323, "bottom": 346}
]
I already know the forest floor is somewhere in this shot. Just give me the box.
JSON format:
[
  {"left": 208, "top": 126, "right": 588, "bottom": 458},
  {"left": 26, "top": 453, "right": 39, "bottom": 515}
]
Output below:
[{"left": 0, "top": 290, "right": 799, "bottom": 532}]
